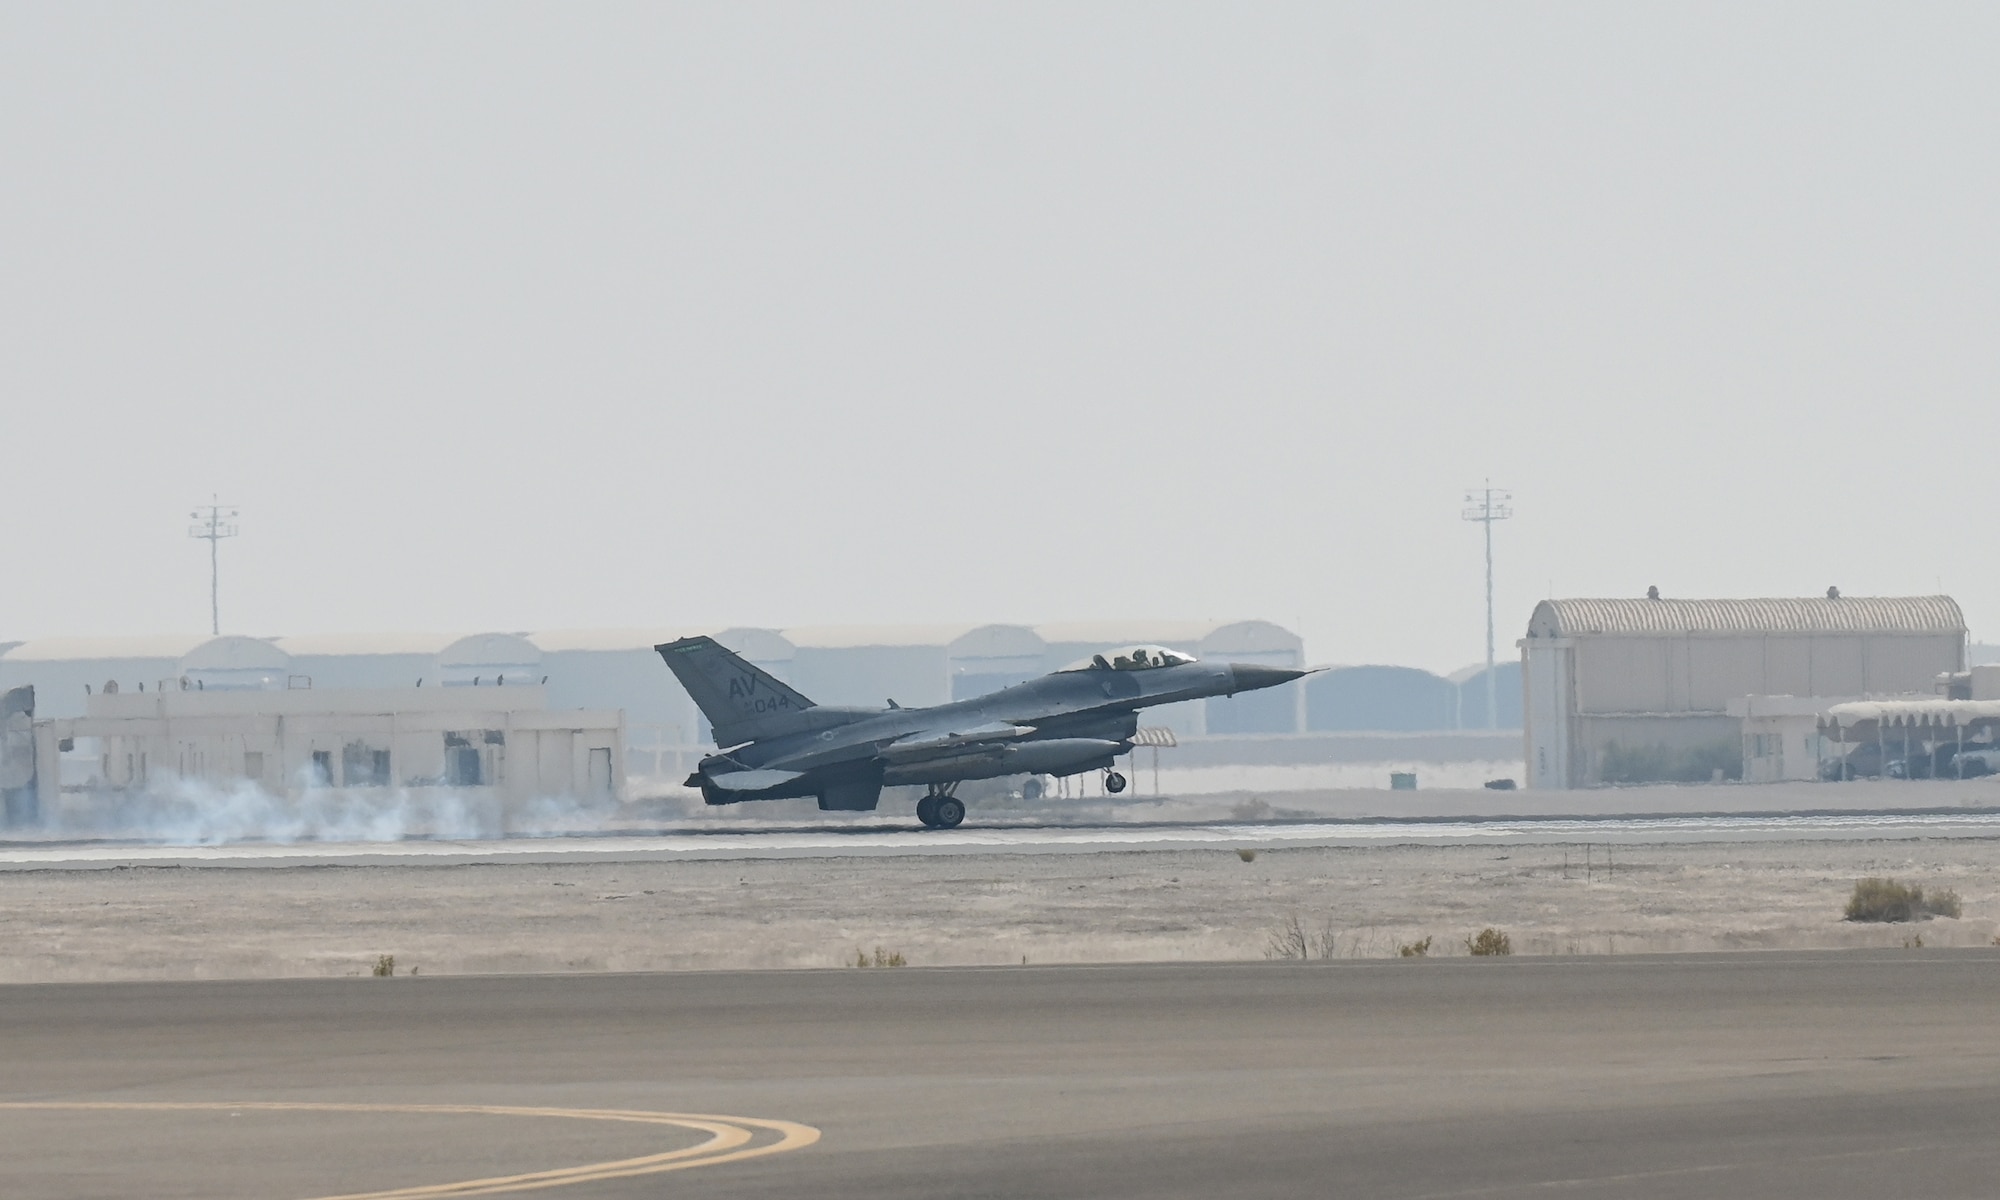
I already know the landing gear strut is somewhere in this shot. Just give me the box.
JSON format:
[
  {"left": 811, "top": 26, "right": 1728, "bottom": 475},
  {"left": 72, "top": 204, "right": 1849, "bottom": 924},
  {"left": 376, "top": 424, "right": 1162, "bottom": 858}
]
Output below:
[
  {"left": 1104, "top": 770, "right": 1128, "bottom": 795},
  {"left": 917, "top": 783, "right": 966, "bottom": 829}
]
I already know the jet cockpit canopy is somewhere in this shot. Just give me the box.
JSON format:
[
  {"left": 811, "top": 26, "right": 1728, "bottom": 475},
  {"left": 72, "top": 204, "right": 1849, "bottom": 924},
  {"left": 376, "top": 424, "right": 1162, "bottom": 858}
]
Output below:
[{"left": 1058, "top": 644, "right": 1197, "bottom": 673}]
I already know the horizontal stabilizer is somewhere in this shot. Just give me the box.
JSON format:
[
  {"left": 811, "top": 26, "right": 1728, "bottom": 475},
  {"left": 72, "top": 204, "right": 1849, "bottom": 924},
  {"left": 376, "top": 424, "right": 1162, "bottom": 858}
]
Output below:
[{"left": 707, "top": 768, "right": 806, "bottom": 791}]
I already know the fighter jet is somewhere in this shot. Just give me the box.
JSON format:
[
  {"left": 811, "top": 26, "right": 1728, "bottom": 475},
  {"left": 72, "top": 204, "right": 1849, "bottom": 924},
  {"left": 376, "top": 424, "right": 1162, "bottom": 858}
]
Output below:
[{"left": 656, "top": 636, "right": 1308, "bottom": 828}]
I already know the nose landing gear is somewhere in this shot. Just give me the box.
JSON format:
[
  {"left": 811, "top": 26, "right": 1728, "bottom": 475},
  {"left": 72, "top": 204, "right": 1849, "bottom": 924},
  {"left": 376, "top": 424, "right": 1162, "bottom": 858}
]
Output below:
[
  {"left": 917, "top": 783, "right": 966, "bottom": 829},
  {"left": 1104, "top": 770, "right": 1128, "bottom": 794}
]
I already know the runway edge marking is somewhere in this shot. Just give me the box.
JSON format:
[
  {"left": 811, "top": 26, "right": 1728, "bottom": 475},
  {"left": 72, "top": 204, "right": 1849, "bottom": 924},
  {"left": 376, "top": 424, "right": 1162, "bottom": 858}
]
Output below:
[{"left": 0, "top": 1101, "right": 821, "bottom": 1198}]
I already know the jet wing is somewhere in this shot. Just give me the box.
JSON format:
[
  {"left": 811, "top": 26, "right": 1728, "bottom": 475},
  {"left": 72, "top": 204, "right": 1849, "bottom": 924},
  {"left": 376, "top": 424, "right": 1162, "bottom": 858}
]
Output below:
[{"left": 878, "top": 722, "right": 1037, "bottom": 762}]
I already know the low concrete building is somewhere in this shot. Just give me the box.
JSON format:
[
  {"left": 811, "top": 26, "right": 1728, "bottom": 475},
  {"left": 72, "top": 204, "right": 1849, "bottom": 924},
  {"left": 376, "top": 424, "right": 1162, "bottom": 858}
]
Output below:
[
  {"left": 1971, "top": 664, "right": 2000, "bottom": 700},
  {"left": 25, "top": 685, "right": 622, "bottom": 828},
  {"left": 1729, "top": 695, "right": 1851, "bottom": 783}
]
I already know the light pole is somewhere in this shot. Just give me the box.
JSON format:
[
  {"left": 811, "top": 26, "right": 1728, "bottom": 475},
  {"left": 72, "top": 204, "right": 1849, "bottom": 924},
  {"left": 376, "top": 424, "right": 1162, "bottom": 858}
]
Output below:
[
  {"left": 1461, "top": 482, "right": 1512, "bottom": 729},
  {"left": 188, "top": 498, "right": 240, "bottom": 635}
]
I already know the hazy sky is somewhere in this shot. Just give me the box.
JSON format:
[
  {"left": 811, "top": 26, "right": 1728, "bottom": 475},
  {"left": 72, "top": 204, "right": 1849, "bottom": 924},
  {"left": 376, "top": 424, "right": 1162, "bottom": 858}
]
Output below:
[{"left": 3, "top": 3, "right": 1995, "bottom": 671}]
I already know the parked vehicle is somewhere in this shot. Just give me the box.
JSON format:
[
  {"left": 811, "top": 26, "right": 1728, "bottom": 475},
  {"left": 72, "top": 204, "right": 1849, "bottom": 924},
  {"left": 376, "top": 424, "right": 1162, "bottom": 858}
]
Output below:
[
  {"left": 1824, "top": 741, "right": 1977, "bottom": 780},
  {"left": 1952, "top": 746, "right": 2000, "bottom": 778}
]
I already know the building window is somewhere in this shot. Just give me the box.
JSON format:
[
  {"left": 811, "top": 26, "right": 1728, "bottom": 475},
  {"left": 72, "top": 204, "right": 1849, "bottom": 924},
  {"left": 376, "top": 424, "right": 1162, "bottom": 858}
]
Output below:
[
  {"left": 309, "top": 750, "right": 333, "bottom": 787},
  {"left": 342, "top": 742, "right": 390, "bottom": 787},
  {"left": 444, "top": 733, "right": 483, "bottom": 787}
]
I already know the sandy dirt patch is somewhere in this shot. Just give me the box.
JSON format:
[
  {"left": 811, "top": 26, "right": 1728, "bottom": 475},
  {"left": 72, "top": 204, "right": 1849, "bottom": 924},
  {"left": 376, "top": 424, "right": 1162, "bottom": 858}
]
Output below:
[{"left": 3, "top": 837, "right": 1997, "bottom": 982}]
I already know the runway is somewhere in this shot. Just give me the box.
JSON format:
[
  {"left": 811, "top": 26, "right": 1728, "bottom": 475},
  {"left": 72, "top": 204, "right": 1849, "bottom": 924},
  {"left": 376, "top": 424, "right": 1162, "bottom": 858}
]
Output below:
[
  {"left": 7, "top": 952, "right": 2000, "bottom": 1198},
  {"left": 7, "top": 808, "right": 2000, "bottom": 870}
]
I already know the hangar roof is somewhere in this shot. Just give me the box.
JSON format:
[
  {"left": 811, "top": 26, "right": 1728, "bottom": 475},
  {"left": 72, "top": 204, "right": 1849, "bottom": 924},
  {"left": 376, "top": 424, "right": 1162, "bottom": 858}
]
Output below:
[
  {"left": 274, "top": 632, "right": 465, "bottom": 657},
  {"left": 438, "top": 633, "right": 541, "bottom": 667},
  {"left": 181, "top": 635, "right": 291, "bottom": 671},
  {"left": 2, "top": 634, "right": 212, "bottom": 662},
  {"left": 1038, "top": 622, "right": 1304, "bottom": 667},
  {"left": 529, "top": 628, "right": 707, "bottom": 653},
  {"left": 948, "top": 624, "right": 1046, "bottom": 658},
  {"left": 1312, "top": 664, "right": 1453, "bottom": 683},
  {"left": 1036, "top": 621, "right": 1237, "bottom": 647},
  {"left": 713, "top": 628, "right": 798, "bottom": 662},
  {"left": 1528, "top": 596, "right": 1966, "bottom": 639},
  {"left": 784, "top": 625, "right": 983, "bottom": 650},
  {"left": 1448, "top": 661, "right": 1520, "bottom": 685},
  {"left": 1193, "top": 619, "right": 1305, "bottom": 656}
]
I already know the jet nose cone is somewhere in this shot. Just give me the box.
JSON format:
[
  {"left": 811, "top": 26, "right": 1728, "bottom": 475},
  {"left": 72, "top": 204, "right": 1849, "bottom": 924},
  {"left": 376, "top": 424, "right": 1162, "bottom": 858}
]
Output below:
[{"left": 1229, "top": 664, "right": 1307, "bottom": 693}]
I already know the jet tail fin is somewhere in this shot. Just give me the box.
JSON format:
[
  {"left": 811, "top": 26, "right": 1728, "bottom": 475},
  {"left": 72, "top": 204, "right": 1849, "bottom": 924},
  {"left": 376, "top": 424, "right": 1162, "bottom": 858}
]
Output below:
[{"left": 656, "top": 636, "right": 816, "bottom": 746}]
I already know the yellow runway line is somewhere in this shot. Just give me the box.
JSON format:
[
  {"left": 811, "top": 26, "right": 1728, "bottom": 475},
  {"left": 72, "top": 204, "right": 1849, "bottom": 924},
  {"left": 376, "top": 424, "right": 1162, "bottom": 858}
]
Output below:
[{"left": 0, "top": 1101, "right": 822, "bottom": 1198}]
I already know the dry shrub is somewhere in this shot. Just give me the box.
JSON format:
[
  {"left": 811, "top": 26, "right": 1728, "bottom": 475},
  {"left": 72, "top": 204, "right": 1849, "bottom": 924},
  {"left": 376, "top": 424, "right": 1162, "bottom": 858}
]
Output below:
[
  {"left": 372, "top": 955, "right": 395, "bottom": 977},
  {"left": 1265, "top": 915, "right": 1307, "bottom": 960},
  {"left": 1237, "top": 848, "right": 1258, "bottom": 863},
  {"left": 1846, "top": 878, "right": 1960, "bottom": 923},
  {"left": 1465, "top": 928, "right": 1512, "bottom": 956},
  {"left": 1398, "top": 936, "right": 1433, "bottom": 958},
  {"left": 1265, "top": 914, "right": 1341, "bottom": 960},
  {"left": 1846, "top": 878, "right": 1918, "bottom": 922},
  {"left": 853, "top": 946, "right": 907, "bottom": 967}
]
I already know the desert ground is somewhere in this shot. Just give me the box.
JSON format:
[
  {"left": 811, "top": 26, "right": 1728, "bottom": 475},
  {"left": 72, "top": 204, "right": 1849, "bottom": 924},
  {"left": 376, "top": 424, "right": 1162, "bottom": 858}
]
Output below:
[{"left": 3, "top": 835, "right": 1995, "bottom": 982}]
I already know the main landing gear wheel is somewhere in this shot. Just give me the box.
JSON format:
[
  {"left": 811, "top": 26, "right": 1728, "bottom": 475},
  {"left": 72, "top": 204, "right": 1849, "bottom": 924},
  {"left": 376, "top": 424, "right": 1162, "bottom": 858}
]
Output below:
[
  {"left": 1104, "top": 770, "right": 1128, "bottom": 794},
  {"left": 918, "top": 783, "right": 964, "bottom": 829}
]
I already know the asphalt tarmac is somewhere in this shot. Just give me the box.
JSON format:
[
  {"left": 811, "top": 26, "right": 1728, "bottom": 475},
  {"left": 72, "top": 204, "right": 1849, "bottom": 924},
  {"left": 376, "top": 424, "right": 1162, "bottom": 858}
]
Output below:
[
  {"left": 5, "top": 952, "right": 1999, "bottom": 1199},
  {"left": 9, "top": 809, "right": 2000, "bottom": 871}
]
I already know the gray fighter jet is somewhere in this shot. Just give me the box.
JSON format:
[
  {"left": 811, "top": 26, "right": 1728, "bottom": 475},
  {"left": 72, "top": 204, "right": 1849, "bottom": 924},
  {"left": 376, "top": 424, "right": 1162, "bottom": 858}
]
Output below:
[{"left": 656, "top": 636, "right": 1308, "bottom": 827}]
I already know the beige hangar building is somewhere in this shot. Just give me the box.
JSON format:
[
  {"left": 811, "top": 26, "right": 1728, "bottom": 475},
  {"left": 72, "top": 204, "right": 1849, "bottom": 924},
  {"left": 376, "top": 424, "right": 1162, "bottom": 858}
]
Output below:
[
  {"left": 1521, "top": 594, "right": 1967, "bottom": 788},
  {"left": 27, "top": 685, "right": 623, "bottom": 822}
]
